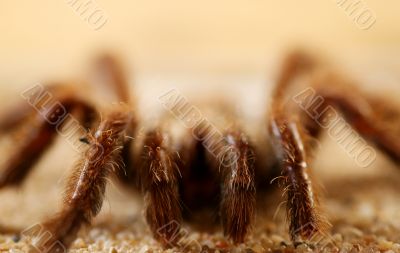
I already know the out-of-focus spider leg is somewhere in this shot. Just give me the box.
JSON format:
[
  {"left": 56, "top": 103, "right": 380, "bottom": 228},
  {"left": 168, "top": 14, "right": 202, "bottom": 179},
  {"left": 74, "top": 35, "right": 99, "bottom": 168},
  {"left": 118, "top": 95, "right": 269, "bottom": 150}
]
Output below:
[
  {"left": 34, "top": 106, "right": 132, "bottom": 252},
  {"left": 284, "top": 57, "right": 400, "bottom": 164},
  {"left": 311, "top": 79, "right": 400, "bottom": 164},
  {"left": 0, "top": 85, "right": 70, "bottom": 134},
  {"left": 138, "top": 129, "right": 182, "bottom": 247},
  {"left": 0, "top": 102, "right": 34, "bottom": 133},
  {"left": 216, "top": 129, "right": 256, "bottom": 244},
  {"left": 0, "top": 93, "right": 96, "bottom": 188},
  {"left": 94, "top": 54, "right": 131, "bottom": 104},
  {"left": 272, "top": 50, "right": 315, "bottom": 103}
]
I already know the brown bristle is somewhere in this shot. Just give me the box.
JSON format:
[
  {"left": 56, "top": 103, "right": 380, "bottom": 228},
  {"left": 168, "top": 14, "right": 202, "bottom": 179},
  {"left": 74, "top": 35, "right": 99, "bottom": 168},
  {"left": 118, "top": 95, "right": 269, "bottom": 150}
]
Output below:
[
  {"left": 269, "top": 114, "right": 325, "bottom": 241},
  {"left": 140, "top": 129, "right": 182, "bottom": 247},
  {"left": 219, "top": 130, "right": 256, "bottom": 244},
  {"left": 34, "top": 107, "right": 131, "bottom": 252}
]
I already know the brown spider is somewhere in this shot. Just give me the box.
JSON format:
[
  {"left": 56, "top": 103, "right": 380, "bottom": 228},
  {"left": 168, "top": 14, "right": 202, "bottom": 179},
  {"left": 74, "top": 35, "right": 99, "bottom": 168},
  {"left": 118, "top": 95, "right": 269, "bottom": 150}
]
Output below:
[{"left": 0, "top": 51, "right": 399, "bottom": 252}]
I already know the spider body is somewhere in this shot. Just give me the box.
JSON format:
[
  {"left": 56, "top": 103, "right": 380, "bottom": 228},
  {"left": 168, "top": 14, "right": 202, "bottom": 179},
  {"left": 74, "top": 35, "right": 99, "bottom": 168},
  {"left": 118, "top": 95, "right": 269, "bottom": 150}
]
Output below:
[{"left": 0, "top": 52, "right": 399, "bottom": 252}]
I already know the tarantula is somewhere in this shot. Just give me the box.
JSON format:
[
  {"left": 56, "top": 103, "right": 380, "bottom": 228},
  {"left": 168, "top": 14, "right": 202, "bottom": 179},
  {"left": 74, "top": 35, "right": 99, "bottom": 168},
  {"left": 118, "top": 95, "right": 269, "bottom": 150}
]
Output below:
[{"left": 0, "top": 51, "right": 399, "bottom": 252}]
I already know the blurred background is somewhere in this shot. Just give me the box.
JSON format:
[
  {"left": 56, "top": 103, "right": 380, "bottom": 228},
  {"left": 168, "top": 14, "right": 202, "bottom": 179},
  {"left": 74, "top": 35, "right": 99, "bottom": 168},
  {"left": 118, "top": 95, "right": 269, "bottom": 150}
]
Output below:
[{"left": 1, "top": 0, "right": 400, "bottom": 94}]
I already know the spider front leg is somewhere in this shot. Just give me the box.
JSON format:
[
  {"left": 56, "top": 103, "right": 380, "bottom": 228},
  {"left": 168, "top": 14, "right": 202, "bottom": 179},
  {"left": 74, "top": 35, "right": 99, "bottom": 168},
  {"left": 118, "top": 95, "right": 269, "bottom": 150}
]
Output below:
[
  {"left": 217, "top": 129, "right": 256, "bottom": 244},
  {"left": 138, "top": 128, "right": 183, "bottom": 247},
  {"left": 32, "top": 106, "right": 132, "bottom": 252},
  {"left": 269, "top": 109, "right": 325, "bottom": 242},
  {"left": 195, "top": 120, "right": 256, "bottom": 244}
]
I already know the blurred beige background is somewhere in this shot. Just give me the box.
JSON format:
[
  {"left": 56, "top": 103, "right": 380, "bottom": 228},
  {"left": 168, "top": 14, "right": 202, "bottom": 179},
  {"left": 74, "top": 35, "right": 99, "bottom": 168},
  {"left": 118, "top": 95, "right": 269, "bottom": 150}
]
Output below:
[{"left": 0, "top": 0, "right": 400, "bottom": 95}]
